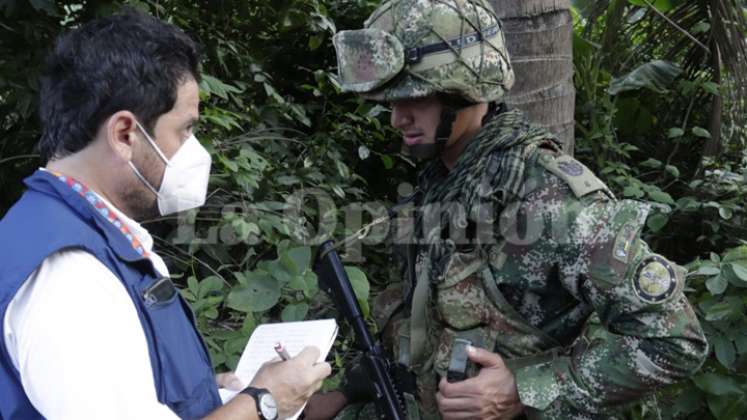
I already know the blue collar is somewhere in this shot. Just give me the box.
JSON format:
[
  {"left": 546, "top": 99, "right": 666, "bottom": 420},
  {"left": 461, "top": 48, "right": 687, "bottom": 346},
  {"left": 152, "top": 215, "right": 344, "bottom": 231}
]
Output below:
[{"left": 24, "top": 170, "right": 152, "bottom": 264}]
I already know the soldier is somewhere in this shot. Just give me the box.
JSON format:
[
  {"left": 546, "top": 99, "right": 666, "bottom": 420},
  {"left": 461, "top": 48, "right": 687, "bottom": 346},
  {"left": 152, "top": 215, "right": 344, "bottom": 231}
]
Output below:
[{"left": 303, "top": 0, "right": 708, "bottom": 419}]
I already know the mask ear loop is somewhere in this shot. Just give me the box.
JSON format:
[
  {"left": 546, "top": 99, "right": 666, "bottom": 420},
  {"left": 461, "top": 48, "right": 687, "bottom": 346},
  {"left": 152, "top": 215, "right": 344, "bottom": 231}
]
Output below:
[
  {"left": 128, "top": 161, "right": 161, "bottom": 197},
  {"left": 134, "top": 120, "right": 170, "bottom": 166},
  {"left": 129, "top": 120, "right": 167, "bottom": 198}
]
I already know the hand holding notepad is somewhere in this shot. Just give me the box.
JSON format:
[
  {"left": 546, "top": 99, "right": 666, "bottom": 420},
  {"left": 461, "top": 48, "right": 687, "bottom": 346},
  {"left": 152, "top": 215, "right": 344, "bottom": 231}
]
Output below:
[{"left": 219, "top": 319, "right": 339, "bottom": 420}]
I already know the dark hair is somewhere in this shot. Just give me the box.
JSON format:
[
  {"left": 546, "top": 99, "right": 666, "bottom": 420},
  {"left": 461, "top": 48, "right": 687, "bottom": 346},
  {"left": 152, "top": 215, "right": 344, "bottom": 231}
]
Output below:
[{"left": 37, "top": 9, "right": 201, "bottom": 162}]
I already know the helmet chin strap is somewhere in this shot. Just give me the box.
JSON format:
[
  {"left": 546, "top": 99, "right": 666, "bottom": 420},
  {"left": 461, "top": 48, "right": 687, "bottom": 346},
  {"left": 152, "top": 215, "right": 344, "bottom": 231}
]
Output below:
[{"left": 404, "top": 107, "right": 457, "bottom": 162}]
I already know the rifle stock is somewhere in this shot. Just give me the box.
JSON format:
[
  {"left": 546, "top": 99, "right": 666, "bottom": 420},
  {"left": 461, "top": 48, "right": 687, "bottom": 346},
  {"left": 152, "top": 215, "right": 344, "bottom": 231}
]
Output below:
[{"left": 314, "top": 240, "right": 407, "bottom": 420}]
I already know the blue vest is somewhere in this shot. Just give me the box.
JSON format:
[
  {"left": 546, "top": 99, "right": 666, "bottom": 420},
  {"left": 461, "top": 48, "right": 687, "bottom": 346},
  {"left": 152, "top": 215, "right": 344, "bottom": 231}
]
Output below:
[{"left": 0, "top": 170, "right": 221, "bottom": 419}]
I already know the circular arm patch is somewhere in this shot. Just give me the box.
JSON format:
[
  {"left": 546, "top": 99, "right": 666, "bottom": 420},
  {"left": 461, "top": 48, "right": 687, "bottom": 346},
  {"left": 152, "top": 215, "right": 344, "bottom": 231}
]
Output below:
[{"left": 633, "top": 255, "right": 678, "bottom": 304}]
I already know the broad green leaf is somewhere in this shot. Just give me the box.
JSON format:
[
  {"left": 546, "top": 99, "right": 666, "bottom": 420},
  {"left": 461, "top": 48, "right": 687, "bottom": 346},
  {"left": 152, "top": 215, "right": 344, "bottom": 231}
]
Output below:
[
  {"left": 308, "top": 35, "right": 324, "bottom": 50},
  {"left": 345, "top": 266, "right": 370, "bottom": 317},
  {"left": 380, "top": 155, "right": 394, "bottom": 170},
  {"left": 198, "top": 276, "right": 224, "bottom": 299},
  {"left": 694, "top": 265, "right": 721, "bottom": 276},
  {"left": 646, "top": 213, "right": 669, "bottom": 232},
  {"left": 719, "top": 207, "right": 734, "bottom": 220},
  {"left": 701, "top": 300, "right": 735, "bottom": 321},
  {"left": 692, "top": 127, "right": 712, "bottom": 139},
  {"left": 289, "top": 247, "right": 312, "bottom": 272},
  {"left": 665, "top": 165, "right": 680, "bottom": 178},
  {"left": 287, "top": 274, "right": 307, "bottom": 291},
  {"left": 187, "top": 276, "right": 199, "bottom": 294},
  {"left": 723, "top": 246, "right": 747, "bottom": 264},
  {"left": 667, "top": 127, "right": 684, "bottom": 138},
  {"left": 734, "top": 334, "right": 747, "bottom": 354},
  {"left": 623, "top": 184, "right": 644, "bottom": 198},
  {"left": 705, "top": 275, "right": 728, "bottom": 295},
  {"left": 712, "top": 335, "right": 737, "bottom": 369},
  {"left": 608, "top": 60, "right": 682, "bottom": 95},
  {"left": 226, "top": 272, "right": 281, "bottom": 313},
  {"left": 303, "top": 271, "right": 319, "bottom": 298},
  {"left": 281, "top": 303, "right": 309, "bottom": 322},
  {"left": 707, "top": 392, "right": 747, "bottom": 420},
  {"left": 724, "top": 263, "right": 747, "bottom": 284},
  {"left": 647, "top": 190, "right": 675, "bottom": 205},
  {"left": 693, "top": 372, "right": 742, "bottom": 396},
  {"left": 640, "top": 158, "right": 663, "bottom": 168}
]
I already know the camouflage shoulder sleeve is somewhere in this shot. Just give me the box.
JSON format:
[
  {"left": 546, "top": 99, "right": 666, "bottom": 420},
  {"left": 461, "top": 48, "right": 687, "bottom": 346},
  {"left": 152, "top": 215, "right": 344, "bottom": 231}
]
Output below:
[
  {"left": 534, "top": 149, "right": 612, "bottom": 200},
  {"left": 510, "top": 174, "right": 708, "bottom": 417}
]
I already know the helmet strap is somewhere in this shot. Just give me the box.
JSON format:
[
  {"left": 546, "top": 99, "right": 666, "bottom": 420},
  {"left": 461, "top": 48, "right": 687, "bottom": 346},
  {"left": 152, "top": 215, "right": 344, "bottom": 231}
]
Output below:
[{"left": 403, "top": 103, "right": 458, "bottom": 162}]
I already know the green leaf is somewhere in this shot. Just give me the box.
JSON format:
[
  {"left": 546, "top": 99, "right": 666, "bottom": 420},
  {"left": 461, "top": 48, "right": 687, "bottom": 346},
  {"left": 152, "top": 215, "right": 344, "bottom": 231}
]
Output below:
[
  {"left": 226, "top": 272, "right": 281, "bottom": 313},
  {"left": 693, "top": 372, "right": 742, "bottom": 396},
  {"left": 712, "top": 335, "right": 737, "bottom": 370},
  {"left": 281, "top": 303, "right": 309, "bottom": 322},
  {"left": 701, "top": 297, "right": 743, "bottom": 321},
  {"left": 219, "top": 155, "right": 239, "bottom": 172},
  {"left": 725, "top": 263, "right": 747, "bottom": 284},
  {"left": 627, "top": 0, "right": 674, "bottom": 12},
  {"left": 647, "top": 190, "right": 675, "bottom": 205},
  {"left": 623, "top": 184, "right": 644, "bottom": 198},
  {"left": 707, "top": 392, "right": 747, "bottom": 420},
  {"left": 723, "top": 246, "right": 747, "bottom": 264},
  {"left": 281, "top": 247, "right": 311, "bottom": 276},
  {"left": 187, "top": 276, "right": 199, "bottom": 294},
  {"left": 380, "top": 155, "right": 394, "bottom": 169},
  {"left": 665, "top": 165, "right": 680, "bottom": 178},
  {"left": 667, "top": 127, "right": 685, "bottom": 138},
  {"left": 694, "top": 265, "right": 721, "bottom": 276},
  {"left": 692, "top": 127, "right": 712, "bottom": 139},
  {"left": 702, "top": 81, "right": 720, "bottom": 96},
  {"left": 308, "top": 35, "right": 324, "bottom": 50},
  {"left": 608, "top": 60, "right": 682, "bottom": 95},
  {"left": 646, "top": 213, "right": 669, "bottom": 232},
  {"left": 198, "top": 276, "right": 224, "bottom": 299},
  {"left": 344, "top": 266, "right": 370, "bottom": 317},
  {"left": 719, "top": 207, "right": 734, "bottom": 220},
  {"left": 640, "top": 158, "right": 663, "bottom": 168},
  {"left": 706, "top": 275, "right": 728, "bottom": 295}
]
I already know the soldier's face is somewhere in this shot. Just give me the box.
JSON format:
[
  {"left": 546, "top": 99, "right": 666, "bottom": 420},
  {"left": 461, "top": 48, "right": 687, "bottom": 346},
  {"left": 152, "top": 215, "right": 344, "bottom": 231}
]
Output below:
[{"left": 390, "top": 96, "right": 443, "bottom": 146}]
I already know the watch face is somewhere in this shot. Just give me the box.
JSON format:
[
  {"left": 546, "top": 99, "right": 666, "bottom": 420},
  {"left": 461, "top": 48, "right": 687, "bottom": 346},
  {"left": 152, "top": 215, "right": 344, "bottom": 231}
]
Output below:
[{"left": 259, "top": 393, "right": 278, "bottom": 419}]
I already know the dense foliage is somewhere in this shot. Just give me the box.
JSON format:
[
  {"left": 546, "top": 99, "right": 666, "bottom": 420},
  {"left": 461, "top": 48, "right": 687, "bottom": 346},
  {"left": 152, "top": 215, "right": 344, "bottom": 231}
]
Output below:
[{"left": 0, "top": 0, "right": 745, "bottom": 418}]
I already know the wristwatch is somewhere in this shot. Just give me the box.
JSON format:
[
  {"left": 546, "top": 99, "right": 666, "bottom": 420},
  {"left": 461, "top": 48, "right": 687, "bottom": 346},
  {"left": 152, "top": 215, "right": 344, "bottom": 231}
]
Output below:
[{"left": 240, "top": 386, "right": 278, "bottom": 420}]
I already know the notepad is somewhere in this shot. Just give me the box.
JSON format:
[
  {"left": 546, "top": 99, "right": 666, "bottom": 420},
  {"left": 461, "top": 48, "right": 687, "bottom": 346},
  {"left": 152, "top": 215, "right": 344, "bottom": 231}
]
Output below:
[{"left": 218, "top": 319, "right": 339, "bottom": 419}]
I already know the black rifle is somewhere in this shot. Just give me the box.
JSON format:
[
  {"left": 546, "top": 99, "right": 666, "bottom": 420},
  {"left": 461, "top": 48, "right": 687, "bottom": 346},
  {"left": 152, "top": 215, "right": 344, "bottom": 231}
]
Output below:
[{"left": 314, "top": 240, "right": 407, "bottom": 420}]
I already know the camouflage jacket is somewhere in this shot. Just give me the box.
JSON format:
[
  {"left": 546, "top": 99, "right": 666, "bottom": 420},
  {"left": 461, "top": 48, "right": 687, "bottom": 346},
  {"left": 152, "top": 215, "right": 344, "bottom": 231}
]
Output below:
[{"left": 373, "top": 108, "right": 708, "bottom": 420}]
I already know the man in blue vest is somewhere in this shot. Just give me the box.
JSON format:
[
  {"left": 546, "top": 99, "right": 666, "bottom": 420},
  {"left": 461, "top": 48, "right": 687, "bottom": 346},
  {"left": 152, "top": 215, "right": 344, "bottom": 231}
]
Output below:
[{"left": 0, "top": 10, "right": 330, "bottom": 420}]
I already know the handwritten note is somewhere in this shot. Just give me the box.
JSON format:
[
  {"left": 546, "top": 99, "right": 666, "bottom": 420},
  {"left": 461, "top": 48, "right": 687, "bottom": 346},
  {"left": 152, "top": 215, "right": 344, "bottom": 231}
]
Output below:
[{"left": 219, "top": 319, "right": 339, "bottom": 419}]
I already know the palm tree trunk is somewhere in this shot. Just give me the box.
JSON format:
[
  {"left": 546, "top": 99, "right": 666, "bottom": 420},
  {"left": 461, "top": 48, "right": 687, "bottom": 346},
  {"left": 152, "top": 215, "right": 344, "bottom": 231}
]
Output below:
[{"left": 491, "top": 0, "right": 576, "bottom": 153}]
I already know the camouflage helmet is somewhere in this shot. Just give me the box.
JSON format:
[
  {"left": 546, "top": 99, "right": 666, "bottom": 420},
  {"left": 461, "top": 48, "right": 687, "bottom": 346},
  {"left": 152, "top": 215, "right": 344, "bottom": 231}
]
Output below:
[{"left": 333, "top": 0, "right": 514, "bottom": 103}]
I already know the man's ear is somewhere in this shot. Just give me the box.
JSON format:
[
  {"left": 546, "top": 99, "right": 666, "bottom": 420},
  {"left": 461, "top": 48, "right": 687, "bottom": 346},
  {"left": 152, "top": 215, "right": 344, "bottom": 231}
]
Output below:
[{"left": 106, "top": 111, "right": 138, "bottom": 162}]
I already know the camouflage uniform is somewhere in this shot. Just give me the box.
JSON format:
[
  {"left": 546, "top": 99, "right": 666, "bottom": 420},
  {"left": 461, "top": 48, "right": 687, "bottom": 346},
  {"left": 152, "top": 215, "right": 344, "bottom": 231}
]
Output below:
[
  {"left": 333, "top": 1, "right": 708, "bottom": 419},
  {"left": 362, "top": 109, "right": 707, "bottom": 420}
]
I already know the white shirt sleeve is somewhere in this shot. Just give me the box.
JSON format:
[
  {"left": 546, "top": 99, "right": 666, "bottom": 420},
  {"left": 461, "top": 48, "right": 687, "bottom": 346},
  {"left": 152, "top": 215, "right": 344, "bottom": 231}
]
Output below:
[{"left": 3, "top": 250, "right": 180, "bottom": 420}]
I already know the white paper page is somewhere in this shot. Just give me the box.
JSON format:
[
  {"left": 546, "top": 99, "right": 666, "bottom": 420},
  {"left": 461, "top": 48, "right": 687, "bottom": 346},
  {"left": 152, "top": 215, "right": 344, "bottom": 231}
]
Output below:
[{"left": 218, "top": 319, "right": 338, "bottom": 419}]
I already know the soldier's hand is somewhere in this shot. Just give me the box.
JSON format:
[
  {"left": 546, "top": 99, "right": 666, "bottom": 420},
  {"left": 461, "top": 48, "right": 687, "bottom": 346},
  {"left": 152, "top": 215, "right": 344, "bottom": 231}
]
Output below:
[
  {"left": 250, "top": 346, "right": 332, "bottom": 419},
  {"left": 302, "top": 391, "right": 348, "bottom": 420},
  {"left": 436, "top": 346, "right": 523, "bottom": 420}
]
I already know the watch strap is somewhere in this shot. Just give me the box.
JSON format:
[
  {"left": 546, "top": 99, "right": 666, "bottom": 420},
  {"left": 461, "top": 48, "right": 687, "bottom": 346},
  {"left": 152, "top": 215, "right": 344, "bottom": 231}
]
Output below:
[{"left": 240, "top": 386, "right": 276, "bottom": 420}]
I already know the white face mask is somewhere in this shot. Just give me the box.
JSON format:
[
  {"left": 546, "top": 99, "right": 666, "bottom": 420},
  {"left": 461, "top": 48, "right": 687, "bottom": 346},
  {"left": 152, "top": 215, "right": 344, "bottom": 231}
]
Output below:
[{"left": 128, "top": 121, "right": 212, "bottom": 216}]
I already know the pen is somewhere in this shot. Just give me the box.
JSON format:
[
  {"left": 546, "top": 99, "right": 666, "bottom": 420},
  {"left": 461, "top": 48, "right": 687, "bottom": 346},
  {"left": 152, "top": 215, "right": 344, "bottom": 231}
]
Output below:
[{"left": 274, "top": 342, "right": 291, "bottom": 361}]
